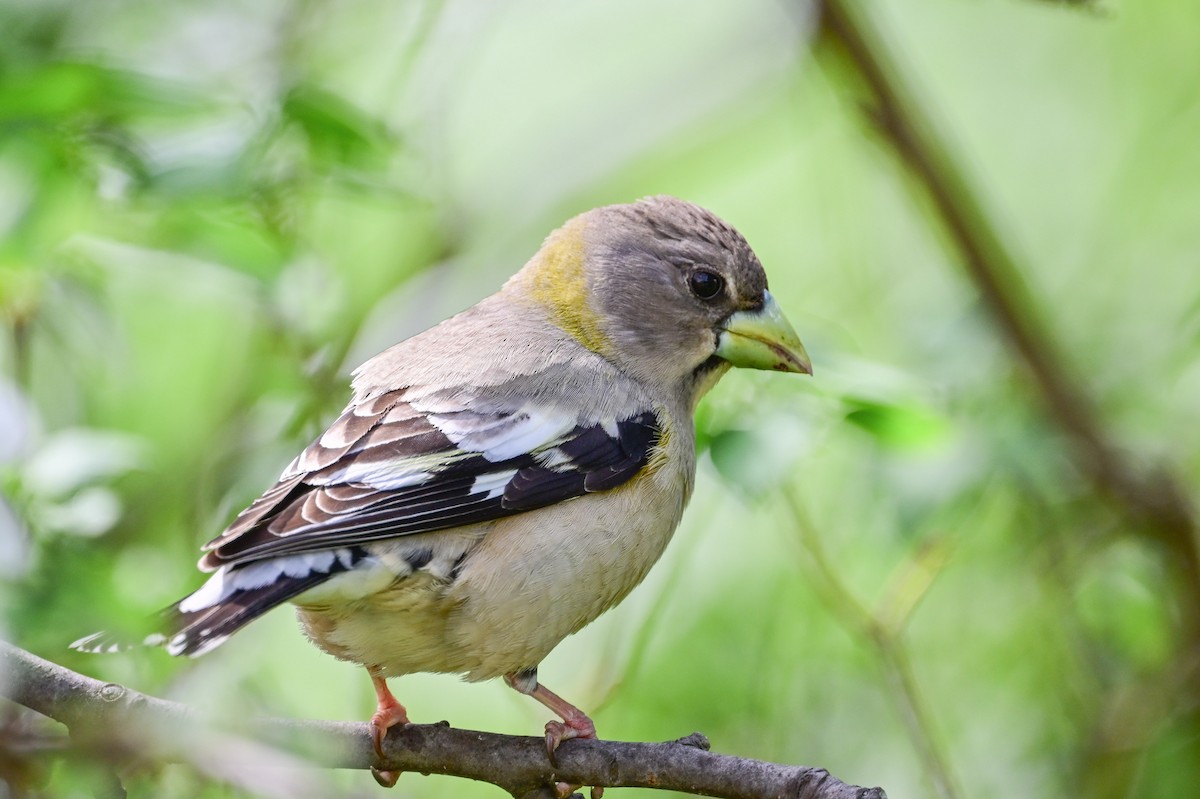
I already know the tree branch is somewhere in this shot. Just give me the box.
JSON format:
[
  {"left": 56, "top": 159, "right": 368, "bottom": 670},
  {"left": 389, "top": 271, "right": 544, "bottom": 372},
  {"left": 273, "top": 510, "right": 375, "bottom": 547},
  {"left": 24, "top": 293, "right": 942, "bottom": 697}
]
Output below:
[
  {"left": 818, "top": 0, "right": 1200, "bottom": 609},
  {"left": 0, "top": 641, "right": 885, "bottom": 799}
]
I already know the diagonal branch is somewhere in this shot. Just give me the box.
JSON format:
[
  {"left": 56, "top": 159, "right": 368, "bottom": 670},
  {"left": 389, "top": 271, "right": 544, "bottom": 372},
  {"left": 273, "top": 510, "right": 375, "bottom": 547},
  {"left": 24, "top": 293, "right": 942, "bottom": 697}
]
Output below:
[
  {"left": 0, "top": 641, "right": 885, "bottom": 799},
  {"left": 818, "top": 0, "right": 1200, "bottom": 605}
]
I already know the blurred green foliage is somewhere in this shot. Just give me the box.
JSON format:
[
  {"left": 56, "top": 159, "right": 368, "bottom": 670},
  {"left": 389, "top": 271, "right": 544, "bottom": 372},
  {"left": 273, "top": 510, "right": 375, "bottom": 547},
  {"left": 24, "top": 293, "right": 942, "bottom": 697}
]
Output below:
[{"left": 1, "top": 1, "right": 1199, "bottom": 798}]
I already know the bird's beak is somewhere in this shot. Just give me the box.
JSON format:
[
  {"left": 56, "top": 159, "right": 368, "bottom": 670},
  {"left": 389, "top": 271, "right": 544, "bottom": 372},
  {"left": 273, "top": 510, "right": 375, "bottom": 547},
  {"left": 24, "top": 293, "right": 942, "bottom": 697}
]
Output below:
[{"left": 716, "top": 291, "right": 812, "bottom": 375}]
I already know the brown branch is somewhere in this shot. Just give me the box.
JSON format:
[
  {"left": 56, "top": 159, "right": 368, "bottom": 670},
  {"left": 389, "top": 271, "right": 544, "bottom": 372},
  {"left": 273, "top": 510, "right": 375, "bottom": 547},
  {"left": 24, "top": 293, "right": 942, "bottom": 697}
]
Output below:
[
  {"left": 818, "top": 0, "right": 1200, "bottom": 609},
  {"left": 0, "top": 641, "right": 885, "bottom": 799}
]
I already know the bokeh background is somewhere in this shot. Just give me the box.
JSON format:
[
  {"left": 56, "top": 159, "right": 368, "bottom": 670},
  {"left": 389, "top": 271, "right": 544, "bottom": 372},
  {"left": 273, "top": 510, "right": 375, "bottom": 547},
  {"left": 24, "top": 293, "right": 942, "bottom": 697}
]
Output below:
[{"left": 2, "top": 1, "right": 1199, "bottom": 798}]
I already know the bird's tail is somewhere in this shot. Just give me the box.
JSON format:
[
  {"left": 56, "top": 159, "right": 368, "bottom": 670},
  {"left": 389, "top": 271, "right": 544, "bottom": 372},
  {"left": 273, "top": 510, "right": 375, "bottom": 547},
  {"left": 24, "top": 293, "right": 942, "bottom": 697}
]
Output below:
[{"left": 70, "top": 551, "right": 359, "bottom": 657}]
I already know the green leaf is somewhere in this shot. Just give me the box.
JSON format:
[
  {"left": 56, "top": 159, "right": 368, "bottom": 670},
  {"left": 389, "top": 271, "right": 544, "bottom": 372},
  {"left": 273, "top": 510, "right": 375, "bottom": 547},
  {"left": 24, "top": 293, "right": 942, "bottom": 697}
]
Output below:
[
  {"left": 0, "top": 61, "right": 206, "bottom": 123},
  {"left": 281, "top": 84, "right": 395, "bottom": 168},
  {"left": 843, "top": 397, "right": 951, "bottom": 451}
]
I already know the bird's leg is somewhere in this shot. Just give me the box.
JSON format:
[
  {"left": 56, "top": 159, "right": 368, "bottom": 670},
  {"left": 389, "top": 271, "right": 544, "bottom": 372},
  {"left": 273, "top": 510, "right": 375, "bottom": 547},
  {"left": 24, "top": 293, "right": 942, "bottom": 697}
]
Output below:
[
  {"left": 369, "top": 670, "right": 411, "bottom": 754},
  {"left": 505, "top": 669, "right": 603, "bottom": 798},
  {"left": 368, "top": 668, "right": 410, "bottom": 789},
  {"left": 504, "top": 669, "right": 598, "bottom": 760}
]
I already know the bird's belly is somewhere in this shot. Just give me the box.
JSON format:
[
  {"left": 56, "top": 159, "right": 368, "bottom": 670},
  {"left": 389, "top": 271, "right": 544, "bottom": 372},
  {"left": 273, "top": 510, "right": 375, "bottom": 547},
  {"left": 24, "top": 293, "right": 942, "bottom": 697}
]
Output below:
[
  {"left": 291, "top": 529, "right": 487, "bottom": 677},
  {"left": 446, "top": 466, "right": 687, "bottom": 681},
  {"left": 295, "top": 573, "right": 464, "bottom": 677}
]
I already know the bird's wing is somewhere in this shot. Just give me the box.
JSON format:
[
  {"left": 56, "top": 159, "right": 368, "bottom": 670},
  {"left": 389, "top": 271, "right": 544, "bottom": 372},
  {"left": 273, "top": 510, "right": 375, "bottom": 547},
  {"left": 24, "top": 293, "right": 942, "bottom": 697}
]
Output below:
[{"left": 199, "top": 385, "right": 662, "bottom": 570}]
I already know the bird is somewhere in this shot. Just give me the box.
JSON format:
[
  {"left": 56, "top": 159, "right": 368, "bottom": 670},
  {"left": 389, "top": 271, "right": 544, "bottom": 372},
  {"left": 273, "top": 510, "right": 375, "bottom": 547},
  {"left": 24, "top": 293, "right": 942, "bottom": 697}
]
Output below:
[{"left": 73, "top": 195, "right": 811, "bottom": 787}]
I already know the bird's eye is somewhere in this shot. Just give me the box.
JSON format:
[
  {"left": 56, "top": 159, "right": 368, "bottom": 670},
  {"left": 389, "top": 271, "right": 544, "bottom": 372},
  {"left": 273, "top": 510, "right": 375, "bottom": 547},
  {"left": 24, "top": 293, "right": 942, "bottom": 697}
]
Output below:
[{"left": 688, "top": 269, "right": 724, "bottom": 300}]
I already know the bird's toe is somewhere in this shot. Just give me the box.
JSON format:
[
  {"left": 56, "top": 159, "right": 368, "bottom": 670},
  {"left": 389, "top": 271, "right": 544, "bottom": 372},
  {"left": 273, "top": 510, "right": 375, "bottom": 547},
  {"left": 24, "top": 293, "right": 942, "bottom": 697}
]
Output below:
[{"left": 370, "top": 766, "right": 401, "bottom": 788}]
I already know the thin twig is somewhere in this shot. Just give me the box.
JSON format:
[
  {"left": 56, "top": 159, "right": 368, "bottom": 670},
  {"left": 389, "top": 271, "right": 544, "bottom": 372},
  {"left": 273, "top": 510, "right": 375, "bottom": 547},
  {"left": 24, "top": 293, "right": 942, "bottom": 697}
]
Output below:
[
  {"left": 0, "top": 641, "right": 885, "bottom": 799},
  {"left": 818, "top": 0, "right": 1200, "bottom": 623},
  {"left": 786, "top": 494, "right": 963, "bottom": 799}
]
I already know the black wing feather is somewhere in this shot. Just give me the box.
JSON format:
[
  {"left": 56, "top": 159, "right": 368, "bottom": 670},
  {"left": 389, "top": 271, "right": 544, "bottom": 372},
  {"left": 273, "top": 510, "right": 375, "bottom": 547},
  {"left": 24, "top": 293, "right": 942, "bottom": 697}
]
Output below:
[{"left": 201, "top": 410, "right": 661, "bottom": 569}]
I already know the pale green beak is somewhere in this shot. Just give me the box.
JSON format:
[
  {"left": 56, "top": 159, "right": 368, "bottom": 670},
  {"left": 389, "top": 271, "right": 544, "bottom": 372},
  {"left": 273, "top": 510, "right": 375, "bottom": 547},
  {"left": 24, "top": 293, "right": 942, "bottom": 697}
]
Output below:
[{"left": 716, "top": 291, "right": 812, "bottom": 375}]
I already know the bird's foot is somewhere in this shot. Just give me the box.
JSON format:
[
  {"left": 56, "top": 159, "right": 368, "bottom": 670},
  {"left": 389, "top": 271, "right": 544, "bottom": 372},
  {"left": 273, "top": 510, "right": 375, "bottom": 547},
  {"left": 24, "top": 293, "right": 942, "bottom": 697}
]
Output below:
[
  {"left": 544, "top": 709, "right": 599, "bottom": 796},
  {"left": 544, "top": 713, "right": 596, "bottom": 763},
  {"left": 368, "top": 671, "right": 410, "bottom": 788},
  {"left": 369, "top": 700, "right": 408, "bottom": 788},
  {"left": 369, "top": 700, "right": 411, "bottom": 758}
]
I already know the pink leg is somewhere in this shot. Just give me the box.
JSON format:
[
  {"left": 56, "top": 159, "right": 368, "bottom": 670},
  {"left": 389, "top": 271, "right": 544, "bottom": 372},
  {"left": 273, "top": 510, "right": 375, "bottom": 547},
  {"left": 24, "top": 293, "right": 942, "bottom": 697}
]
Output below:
[
  {"left": 505, "top": 670, "right": 603, "bottom": 798},
  {"left": 368, "top": 670, "right": 410, "bottom": 788},
  {"left": 504, "top": 670, "right": 599, "bottom": 766}
]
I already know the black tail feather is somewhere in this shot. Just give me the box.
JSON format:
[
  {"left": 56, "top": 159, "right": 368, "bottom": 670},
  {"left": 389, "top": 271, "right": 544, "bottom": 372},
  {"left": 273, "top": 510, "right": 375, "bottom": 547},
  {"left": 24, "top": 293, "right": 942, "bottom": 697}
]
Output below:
[
  {"left": 157, "top": 571, "right": 335, "bottom": 657},
  {"left": 71, "top": 550, "right": 364, "bottom": 657}
]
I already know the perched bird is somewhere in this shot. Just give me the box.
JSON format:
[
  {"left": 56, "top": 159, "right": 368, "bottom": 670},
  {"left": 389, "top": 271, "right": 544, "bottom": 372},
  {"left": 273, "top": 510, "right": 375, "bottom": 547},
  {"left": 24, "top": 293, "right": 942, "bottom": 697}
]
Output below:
[{"left": 73, "top": 196, "right": 810, "bottom": 785}]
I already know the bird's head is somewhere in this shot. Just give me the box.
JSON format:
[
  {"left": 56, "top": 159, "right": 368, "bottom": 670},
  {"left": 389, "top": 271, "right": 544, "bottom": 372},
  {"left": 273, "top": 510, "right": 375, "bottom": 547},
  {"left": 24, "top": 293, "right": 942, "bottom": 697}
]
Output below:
[{"left": 507, "top": 195, "right": 811, "bottom": 404}]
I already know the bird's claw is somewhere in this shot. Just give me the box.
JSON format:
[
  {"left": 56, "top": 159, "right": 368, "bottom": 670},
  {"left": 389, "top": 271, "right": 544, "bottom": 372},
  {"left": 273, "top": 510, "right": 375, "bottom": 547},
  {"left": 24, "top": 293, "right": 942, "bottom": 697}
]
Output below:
[
  {"left": 544, "top": 714, "right": 600, "bottom": 797},
  {"left": 370, "top": 766, "right": 401, "bottom": 788},
  {"left": 544, "top": 721, "right": 567, "bottom": 764},
  {"left": 369, "top": 706, "right": 410, "bottom": 759},
  {"left": 549, "top": 780, "right": 603, "bottom": 799},
  {"left": 543, "top": 714, "right": 597, "bottom": 765}
]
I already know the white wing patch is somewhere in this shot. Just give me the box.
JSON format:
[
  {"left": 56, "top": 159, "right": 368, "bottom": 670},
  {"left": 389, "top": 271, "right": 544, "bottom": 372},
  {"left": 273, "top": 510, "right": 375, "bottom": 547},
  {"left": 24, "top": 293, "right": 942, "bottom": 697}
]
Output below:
[
  {"left": 470, "top": 469, "right": 518, "bottom": 499},
  {"left": 533, "top": 417, "right": 619, "bottom": 470},
  {"left": 534, "top": 447, "right": 574, "bottom": 469},
  {"left": 427, "top": 405, "right": 577, "bottom": 462}
]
